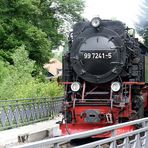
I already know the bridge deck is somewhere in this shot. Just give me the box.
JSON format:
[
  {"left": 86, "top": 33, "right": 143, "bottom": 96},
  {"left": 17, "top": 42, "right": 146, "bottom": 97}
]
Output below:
[{"left": 0, "top": 116, "right": 61, "bottom": 147}]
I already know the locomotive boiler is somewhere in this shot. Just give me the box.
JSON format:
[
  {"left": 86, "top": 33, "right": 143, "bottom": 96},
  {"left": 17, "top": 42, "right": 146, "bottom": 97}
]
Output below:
[{"left": 60, "top": 17, "right": 148, "bottom": 136}]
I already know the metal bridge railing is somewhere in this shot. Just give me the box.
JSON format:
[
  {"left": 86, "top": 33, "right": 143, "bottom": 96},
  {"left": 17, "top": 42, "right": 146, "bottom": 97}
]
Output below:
[
  {"left": 0, "top": 97, "right": 63, "bottom": 131},
  {"left": 16, "top": 117, "right": 148, "bottom": 148}
]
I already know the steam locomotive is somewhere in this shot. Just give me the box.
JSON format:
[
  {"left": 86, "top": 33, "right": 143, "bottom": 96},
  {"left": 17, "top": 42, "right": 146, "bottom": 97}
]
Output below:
[{"left": 60, "top": 17, "right": 148, "bottom": 136}]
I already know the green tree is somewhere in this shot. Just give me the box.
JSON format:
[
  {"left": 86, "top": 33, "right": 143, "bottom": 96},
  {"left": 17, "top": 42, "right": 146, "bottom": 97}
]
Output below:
[
  {"left": 0, "top": 0, "right": 84, "bottom": 70},
  {"left": 0, "top": 0, "right": 84, "bottom": 99}
]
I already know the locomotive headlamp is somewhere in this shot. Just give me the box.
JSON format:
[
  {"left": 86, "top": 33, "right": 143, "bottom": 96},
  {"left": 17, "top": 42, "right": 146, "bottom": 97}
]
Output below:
[
  {"left": 71, "top": 82, "right": 81, "bottom": 92},
  {"left": 91, "top": 17, "right": 101, "bottom": 27},
  {"left": 111, "top": 82, "right": 121, "bottom": 92}
]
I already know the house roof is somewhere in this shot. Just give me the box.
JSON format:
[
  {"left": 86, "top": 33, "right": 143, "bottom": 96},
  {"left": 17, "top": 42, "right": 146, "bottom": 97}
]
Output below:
[{"left": 43, "top": 58, "right": 62, "bottom": 76}]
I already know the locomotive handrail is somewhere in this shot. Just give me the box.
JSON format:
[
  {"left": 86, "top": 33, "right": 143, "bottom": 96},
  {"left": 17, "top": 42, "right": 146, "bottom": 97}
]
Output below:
[
  {"left": 123, "top": 82, "right": 145, "bottom": 85},
  {"left": 15, "top": 117, "right": 148, "bottom": 148}
]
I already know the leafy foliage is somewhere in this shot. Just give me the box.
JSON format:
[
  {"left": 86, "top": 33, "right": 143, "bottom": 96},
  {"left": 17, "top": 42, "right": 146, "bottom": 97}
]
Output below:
[
  {"left": 0, "top": 0, "right": 84, "bottom": 67},
  {"left": 0, "top": 46, "right": 63, "bottom": 99},
  {"left": 0, "top": 0, "right": 84, "bottom": 99}
]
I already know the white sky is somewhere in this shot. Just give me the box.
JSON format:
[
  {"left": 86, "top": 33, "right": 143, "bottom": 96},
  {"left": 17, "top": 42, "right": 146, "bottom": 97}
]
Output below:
[{"left": 83, "top": 0, "right": 141, "bottom": 28}]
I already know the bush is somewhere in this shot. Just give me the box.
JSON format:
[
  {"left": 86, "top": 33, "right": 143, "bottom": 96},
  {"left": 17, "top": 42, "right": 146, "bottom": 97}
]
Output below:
[
  {"left": 0, "top": 46, "right": 63, "bottom": 100},
  {"left": 12, "top": 80, "right": 63, "bottom": 99}
]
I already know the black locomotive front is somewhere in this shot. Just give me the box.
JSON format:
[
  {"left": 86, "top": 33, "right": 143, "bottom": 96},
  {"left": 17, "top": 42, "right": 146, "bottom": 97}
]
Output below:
[
  {"left": 63, "top": 17, "right": 143, "bottom": 84},
  {"left": 71, "top": 18, "right": 127, "bottom": 83}
]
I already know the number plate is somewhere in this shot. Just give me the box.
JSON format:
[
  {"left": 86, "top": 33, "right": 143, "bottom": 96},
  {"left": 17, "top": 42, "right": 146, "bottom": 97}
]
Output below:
[{"left": 83, "top": 52, "right": 112, "bottom": 59}]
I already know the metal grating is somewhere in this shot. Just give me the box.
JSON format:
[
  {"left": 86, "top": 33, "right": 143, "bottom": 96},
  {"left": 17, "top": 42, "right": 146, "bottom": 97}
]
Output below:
[{"left": 0, "top": 97, "right": 63, "bottom": 130}]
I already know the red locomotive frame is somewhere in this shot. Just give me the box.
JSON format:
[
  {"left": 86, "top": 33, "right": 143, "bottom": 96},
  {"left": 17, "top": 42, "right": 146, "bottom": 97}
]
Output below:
[{"left": 60, "top": 81, "right": 148, "bottom": 137}]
